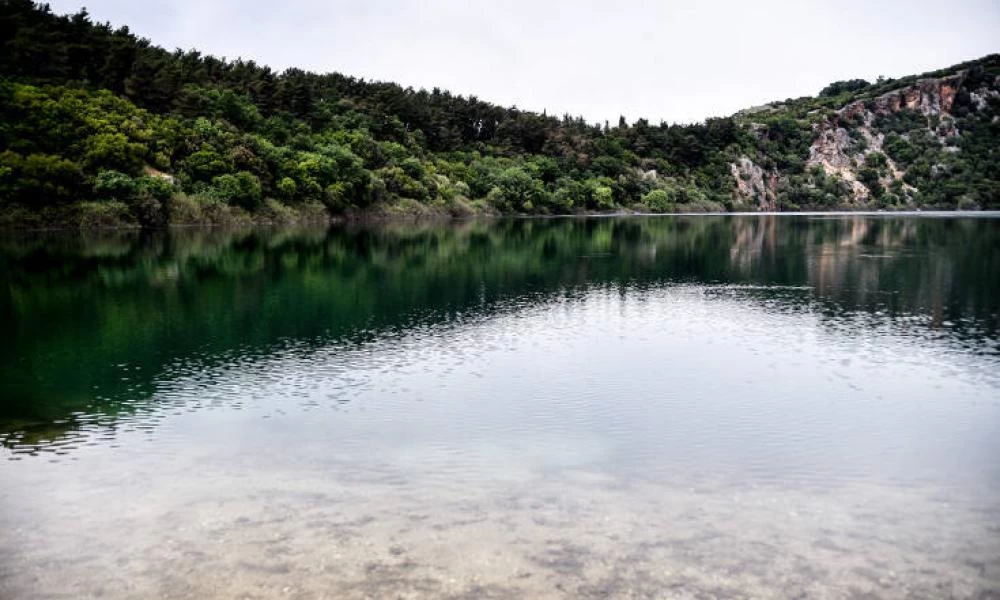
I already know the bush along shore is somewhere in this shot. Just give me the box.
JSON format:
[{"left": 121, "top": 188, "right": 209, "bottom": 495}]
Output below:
[{"left": 1, "top": 1, "right": 998, "bottom": 229}]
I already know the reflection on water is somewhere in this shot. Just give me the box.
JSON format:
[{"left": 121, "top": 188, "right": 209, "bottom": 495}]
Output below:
[{"left": 1, "top": 215, "right": 999, "bottom": 598}]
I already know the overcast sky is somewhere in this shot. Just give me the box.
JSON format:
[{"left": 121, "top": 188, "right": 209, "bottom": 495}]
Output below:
[{"left": 45, "top": 0, "right": 1000, "bottom": 124}]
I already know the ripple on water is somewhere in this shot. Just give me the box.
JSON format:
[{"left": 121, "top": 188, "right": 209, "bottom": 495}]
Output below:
[{"left": 2, "top": 217, "right": 999, "bottom": 597}]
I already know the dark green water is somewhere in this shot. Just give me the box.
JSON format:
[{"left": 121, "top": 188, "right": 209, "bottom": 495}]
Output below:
[{"left": 1, "top": 215, "right": 999, "bottom": 598}]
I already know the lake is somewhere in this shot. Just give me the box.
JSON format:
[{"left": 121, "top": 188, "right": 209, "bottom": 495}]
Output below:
[{"left": 1, "top": 214, "right": 999, "bottom": 599}]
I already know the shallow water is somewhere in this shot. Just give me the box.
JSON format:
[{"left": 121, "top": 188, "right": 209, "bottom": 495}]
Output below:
[{"left": 2, "top": 215, "right": 999, "bottom": 598}]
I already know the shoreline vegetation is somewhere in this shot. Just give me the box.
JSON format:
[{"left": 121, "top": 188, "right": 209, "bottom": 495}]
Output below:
[
  {"left": 3, "top": 205, "right": 994, "bottom": 233},
  {"left": 0, "top": 197, "right": 752, "bottom": 231},
  {"left": 1, "top": 1, "right": 998, "bottom": 230},
  {"left": 9, "top": 200, "right": 991, "bottom": 232}
]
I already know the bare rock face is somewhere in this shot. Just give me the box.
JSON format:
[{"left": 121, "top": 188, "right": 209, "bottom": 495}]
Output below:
[
  {"left": 804, "top": 73, "right": 969, "bottom": 204},
  {"left": 969, "top": 77, "right": 1000, "bottom": 111},
  {"left": 808, "top": 128, "right": 873, "bottom": 201},
  {"left": 730, "top": 157, "right": 778, "bottom": 211},
  {"left": 875, "top": 74, "right": 963, "bottom": 117},
  {"left": 143, "top": 164, "right": 178, "bottom": 185},
  {"left": 810, "top": 128, "right": 858, "bottom": 171},
  {"left": 730, "top": 67, "right": 997, "bottom": 209}
]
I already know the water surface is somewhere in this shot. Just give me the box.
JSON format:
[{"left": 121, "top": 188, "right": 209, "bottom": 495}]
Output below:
[{"left": 2, "top": 215, "right": 999, "bottom": 598}]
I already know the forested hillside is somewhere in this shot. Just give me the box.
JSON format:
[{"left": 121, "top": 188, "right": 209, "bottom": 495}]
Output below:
[{"left": 1, "top": 0, "right": 998, "bottom": 227}]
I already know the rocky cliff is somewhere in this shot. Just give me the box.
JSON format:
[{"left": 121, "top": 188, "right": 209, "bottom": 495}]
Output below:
[{"left": 731, "top": 60, "right": 1000, "bottom": 211}]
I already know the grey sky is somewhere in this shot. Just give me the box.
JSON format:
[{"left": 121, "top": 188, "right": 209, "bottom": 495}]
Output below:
[{"left": 45, "top": 0, "right": 1000, "bottom": 124}]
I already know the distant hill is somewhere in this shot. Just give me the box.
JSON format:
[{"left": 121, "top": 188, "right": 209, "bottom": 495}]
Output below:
[{"left": 1, "top": 0, "right": 998, "bottom": 227}]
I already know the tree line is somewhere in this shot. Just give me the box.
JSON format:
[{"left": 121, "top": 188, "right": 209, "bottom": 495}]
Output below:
[{"left": 0, "top": 0, "right": 997, "bottom": 227}]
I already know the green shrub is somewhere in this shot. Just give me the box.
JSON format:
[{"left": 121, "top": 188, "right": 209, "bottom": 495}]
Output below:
[
  {"left": 276, "top": 177, "right": 297, "bottom": 200},
  {"left": 77, "top": 200, "right": 135, "bottom": 229},
  {"left": 593, "top": 186, "right": 614, "bottom": 210},
  {"left": 166, "top": 193, "right": 204, "bottom": 224},
  {"left": 642, "top": 189, "right": 674, "bottom": 212},
  {"left": 136, "top": 176, "right": 174, "bottom": 202},
  {"left": 93, "top": 170, "right": 137, "bottom": 201},
  {"left": 258, "top": 198, "right": 299, "bottom": 223},
  {"left": 211, "top": 171, "right": 262, "bottom": 210}
]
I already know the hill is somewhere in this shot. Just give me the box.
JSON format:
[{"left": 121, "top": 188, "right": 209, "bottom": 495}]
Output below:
[{"left": 1, "top": 0, "right": 998, "bottom": 227}]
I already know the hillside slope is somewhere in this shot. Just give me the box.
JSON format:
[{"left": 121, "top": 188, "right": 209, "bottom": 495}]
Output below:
[{"left": 0, "top": 0, "right": 997, "bottom": 227}]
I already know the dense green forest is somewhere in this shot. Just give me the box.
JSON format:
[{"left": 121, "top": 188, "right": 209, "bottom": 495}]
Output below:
[{"left": 0, "top": 0, "right": 998, "bottom": 227}]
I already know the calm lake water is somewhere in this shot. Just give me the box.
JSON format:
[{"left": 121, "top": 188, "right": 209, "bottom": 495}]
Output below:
[{"left": 2, "top": 214, "right": 999, "bottom": 599}]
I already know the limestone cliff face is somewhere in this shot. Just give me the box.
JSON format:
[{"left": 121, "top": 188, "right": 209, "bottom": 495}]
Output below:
[
  {"left": 808, "top": 117, "right": 911, "bottom": 203},
  {"left": 806, "top": 72, "right": 972, "bottom": 204},
  {"left": 856, "top": 73, "right": 964, "bottom": 117},
  {"left": 730, "top": 157, "right": 778, "bottom": 211},
  {"left": 729, "top": 67, "right": 998, "bottom": 210}
]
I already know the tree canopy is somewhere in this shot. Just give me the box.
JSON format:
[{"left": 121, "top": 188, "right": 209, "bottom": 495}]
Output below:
[{"left": 0, "top": 0, "right": 997, "bottom": 227}]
